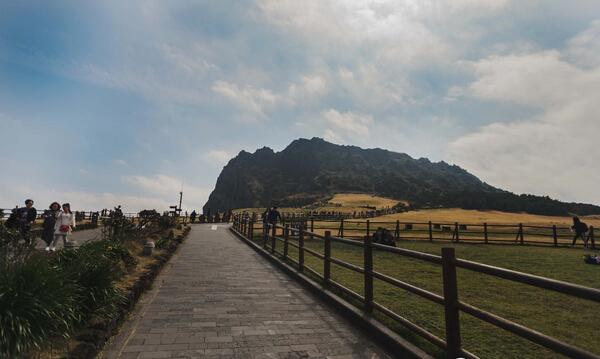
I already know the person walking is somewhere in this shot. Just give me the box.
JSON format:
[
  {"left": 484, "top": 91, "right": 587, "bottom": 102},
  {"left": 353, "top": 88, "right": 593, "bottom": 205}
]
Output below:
[
  {"left": 51, "top": 203, "right": 76, "bottom": 251},
  {"left": 41, "top": 202, "right": 60, "bottom": 251},
  {"left": 571, "top": 216, "right": 589, "bottom": 247},
  {"left": 18, "top": 199, "right": 37, "bottom": 242},
  {"left": 190, "top": 210, "right": 197, "bottom": 223},
  {"left": 268, "top": 206, "right": 282, "bottom": 226}
]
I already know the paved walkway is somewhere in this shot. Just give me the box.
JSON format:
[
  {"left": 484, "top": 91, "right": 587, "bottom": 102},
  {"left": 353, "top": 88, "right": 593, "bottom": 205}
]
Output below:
[
  {"left": 101, "top": 224, "right": 392, "bottom": 359},
  {"left": 34, "top": 227, "right": 103, "bottom": 250}
]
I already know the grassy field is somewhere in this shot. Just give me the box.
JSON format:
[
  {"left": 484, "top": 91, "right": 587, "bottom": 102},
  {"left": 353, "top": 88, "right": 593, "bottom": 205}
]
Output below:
[
  {"left": 248, "top": 229, "right": 600, "bottom": 359},
  {"left": 370, "top": 208, "right": 600, "bottom": 227}
]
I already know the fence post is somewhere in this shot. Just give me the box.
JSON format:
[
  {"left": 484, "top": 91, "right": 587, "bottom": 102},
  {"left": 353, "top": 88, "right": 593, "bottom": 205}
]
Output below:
[
  {"left": 454, "top": 222, "right": 459, "bottom": 242},
  {"left": 284, "top": 225, "right": 289, "bottom": 259},
  {"left": 271, "top": 223, "right": 276, "bottom": 254},
  {"left": 428, "top": 221, "right": 433, "bottom": 242},
  {"left": 441, "top": 247, "right": 462, "bottom": 359},
  {"left": 263, "top": 223, "right": 269, "bottom": 249},
  {"left": 366, "top": 220, "right": 370, "bottom": 238},
  {"left": 324, "top": 231, "right": 331, "bottom": 286},
  {"left": 553, "top": 225, "right": 558, "bottom": 247},
  {"left": 340, "top": 218, "right": 344, "bottom": 238},
  {"left": 249, "top": 219, "right": 254, "bottom": 241},
  {"left": 395, "top": 220, "right": 400, "bottom": 239},
  {"left": 484, "top": 222, "right": 488, "bottom": 244},
  {"left": 364, "top": 234, "right": 374, "bottom": 313},
  {"left": 590, "top": 226, "right": 595, "bottom": 250},
  {"left": 299, "top": 225, "right": 305, "bottom": 272},
  {"left": 519, "top": 223, "right": 524, "bottom": 245}
]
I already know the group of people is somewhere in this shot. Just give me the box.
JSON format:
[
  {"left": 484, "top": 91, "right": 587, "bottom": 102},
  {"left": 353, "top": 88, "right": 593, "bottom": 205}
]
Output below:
[
  {"left": 188, "top": 209, "right": 233, "bottom": 223},
  {"left": 262, "top": 207, "right": 282, "bottom": 225},
  {"left": 4, "top": 199, "right": 76, "bottom": 251}
]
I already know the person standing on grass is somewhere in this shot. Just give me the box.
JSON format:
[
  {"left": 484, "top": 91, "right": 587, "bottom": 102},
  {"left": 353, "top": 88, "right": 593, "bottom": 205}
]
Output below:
[
  {"left": 571, "top": 216, "right": 589, "bottom": 247},
  {"left": 18, "top": 199, "right": 37, "bottom": 241},
  {"left": 51, "top": 203, "right": 76, "bottom": 251},
  {"left": 41, "top": 202, "right": 60, "bottom": 251}
]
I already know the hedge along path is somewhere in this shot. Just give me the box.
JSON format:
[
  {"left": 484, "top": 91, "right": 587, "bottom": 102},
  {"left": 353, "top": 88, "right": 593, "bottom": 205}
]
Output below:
[{"left": 100, "top": 223, "right": 393, "bottom": 359}]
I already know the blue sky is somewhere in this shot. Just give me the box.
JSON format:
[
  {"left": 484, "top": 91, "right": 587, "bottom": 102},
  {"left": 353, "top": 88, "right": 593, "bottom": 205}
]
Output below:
[{"left": 1, "top": 0, "right": 599, "bottom": 211}]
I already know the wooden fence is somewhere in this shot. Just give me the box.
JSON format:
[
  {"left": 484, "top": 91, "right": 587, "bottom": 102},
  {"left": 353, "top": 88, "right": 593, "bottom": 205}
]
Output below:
[
  {"left": 259, "top": 217, "right": 596, "bottom": 249},
  {"left": 232, "top": 215, "right": 600, "bottom": 359}
]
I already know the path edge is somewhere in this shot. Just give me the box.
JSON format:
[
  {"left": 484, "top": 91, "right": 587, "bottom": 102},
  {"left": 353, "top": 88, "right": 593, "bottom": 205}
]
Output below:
[{"left": 229, "top": 226, "right": 434, "bottom": 359}]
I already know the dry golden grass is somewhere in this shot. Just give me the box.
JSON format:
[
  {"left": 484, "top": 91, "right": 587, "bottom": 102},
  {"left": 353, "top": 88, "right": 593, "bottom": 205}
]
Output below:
[
  {"left": 364, "top": 208, "right": 600, "bottom": 227},
  {"left": 327, "top": 193, "right": 406, "bottom": 209}
]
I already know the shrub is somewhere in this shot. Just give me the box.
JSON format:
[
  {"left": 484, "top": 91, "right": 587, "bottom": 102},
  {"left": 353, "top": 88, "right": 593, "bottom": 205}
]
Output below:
[
  {"left": 0, "top": 255, "right": 81, "bottom": 358},
  {"left": 54, "top": 242, "right": 126, "bottom": 320}
]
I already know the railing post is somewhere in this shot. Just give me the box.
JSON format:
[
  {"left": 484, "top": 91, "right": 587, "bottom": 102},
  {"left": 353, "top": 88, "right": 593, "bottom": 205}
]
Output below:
[
  {"left": 299, "top": 226, "right": 305, "bottom": 272},
  {"left": 324, "top": 231, "right": 331, "bottom": 286},
  {"left": 249, "top": 219, "right": 254, "bottom": 240},
  {"left": 441, "top": 247, "right": 462, "bottom": 359},
  {"left": 340, "top": 218, "right": 344, "bottom": 238},
  {"left": 271, "top": 223, "right": 276, "bottom": 254},
  {"left": 484, "top": 222, "right": 488, "bottom": 244},
  {"left": 395, "top": 220, "right": 400, "bottom": 239},
  {"left": 263, "top": 223, "right": 269, "bottom": 249},
  {"left": 553, "top": 225, "right": 558, "bottom": 247},
  {"left": 428, "top": 221, "right": 433, "bottom": 242},
  {"left": 364, "top": 235, "right": 374, "bottom": 313},
  {"left": 284, "top": 225, "right": 289, "bottom": 259},
  {"left": 590, "top": 226, "right": 595, "bottom": 250},
  {"left": 454, "top": 222, "right": 459, "bottom": 242},
  {"left": 366, "top": 219, "right": 370, "bottom": 237}
]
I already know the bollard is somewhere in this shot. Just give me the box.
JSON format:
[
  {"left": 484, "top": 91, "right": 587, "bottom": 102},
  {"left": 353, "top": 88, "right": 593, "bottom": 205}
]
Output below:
[{"left": 143, "top": 241, "right": 155, "bottom": 256}]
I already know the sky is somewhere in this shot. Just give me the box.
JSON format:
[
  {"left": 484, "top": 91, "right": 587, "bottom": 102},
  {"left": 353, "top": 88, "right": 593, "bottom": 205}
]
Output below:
[{"left": 1, "top": 0, "right": 599, "bottom": 212}]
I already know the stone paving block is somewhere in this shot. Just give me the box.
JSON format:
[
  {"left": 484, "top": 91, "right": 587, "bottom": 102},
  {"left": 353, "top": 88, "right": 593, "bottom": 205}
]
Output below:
[{"left": 101, "top": 225, "right": 392, "bottom": 359}]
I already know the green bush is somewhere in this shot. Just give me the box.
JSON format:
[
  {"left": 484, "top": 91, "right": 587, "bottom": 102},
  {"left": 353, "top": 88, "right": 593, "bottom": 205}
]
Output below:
[
  {"left": 54, "top": 241, "right": 126, "bottom": 320},
  {"left": 0, "top": 255, "right": 81, "bottom": 358}
]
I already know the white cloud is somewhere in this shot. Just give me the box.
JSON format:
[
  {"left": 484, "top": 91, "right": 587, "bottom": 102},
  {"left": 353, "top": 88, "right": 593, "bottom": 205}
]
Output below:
[
  {"left": 122, "top": 174, "right": 210, "bottom": 211},
  {"left": 449, "top": 28, "right": 600, "bottom": 204},
  {"left": 211, "top": 80, "right": 280, "bottom": 121},
  {"left": 322, "top": 109, "right": 374, "bottom": 143},
  {"left": 287, "top": 75, "right": 328, "bottom": 104},
  {"left": 112, "top": 159, "right": 128, "bottom": 166},
  {"left": 466, "top": 50, "right": 597, "bottom": 108},
  {"left": 566, "top": 20, "right": 600, "bottom": 68},
  {"left": 202, "top": 150, "right": 232, "bottom": 167}
]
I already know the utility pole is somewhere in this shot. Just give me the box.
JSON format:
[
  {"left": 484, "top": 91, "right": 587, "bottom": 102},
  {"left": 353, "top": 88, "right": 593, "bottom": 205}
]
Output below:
[{"left": 178, "top": 191, "right": 183, "bottom": 212}]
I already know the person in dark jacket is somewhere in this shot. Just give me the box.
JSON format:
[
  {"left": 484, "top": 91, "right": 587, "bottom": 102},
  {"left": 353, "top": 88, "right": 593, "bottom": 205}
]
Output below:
[
  {"left": 571, "top": 216, "right": 589, "bottom": 246},
  {"left": 42, "top": 202, "right": 61, "bottom": 251},
  {"left": 268, "top": 207, "right": 282, "bottom": 225},
  {"left": 18, "top": 199, "right": 37, "bottom": 241},
  {"left": 190, "top": 210, "right": 197, "bottom": 223}
]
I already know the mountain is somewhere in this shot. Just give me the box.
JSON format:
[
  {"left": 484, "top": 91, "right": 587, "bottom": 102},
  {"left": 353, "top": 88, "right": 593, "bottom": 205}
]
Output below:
[{"left": 203, "top": 138, "right": 600, "bottom": 216}]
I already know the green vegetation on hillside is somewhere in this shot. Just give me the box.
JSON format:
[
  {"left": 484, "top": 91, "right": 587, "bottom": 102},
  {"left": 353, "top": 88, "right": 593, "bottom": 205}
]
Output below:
[{"left": 205, "top": 137, "right": 600, "bottom": 216}]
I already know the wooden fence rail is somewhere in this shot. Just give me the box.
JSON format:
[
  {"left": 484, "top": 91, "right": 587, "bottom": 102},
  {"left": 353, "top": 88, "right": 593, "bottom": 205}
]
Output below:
[
  {"left": 232, "top": 215, "right": 600, "bottom": 359},
  {"left": 247, "top": 217, "right": 597, "bottom": 249}
]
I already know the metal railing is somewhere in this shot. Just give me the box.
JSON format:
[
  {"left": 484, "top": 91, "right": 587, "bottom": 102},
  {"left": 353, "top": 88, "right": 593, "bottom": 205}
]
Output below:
[{"left": 232, "top": 215, "right": 600, "bottom": 359}]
